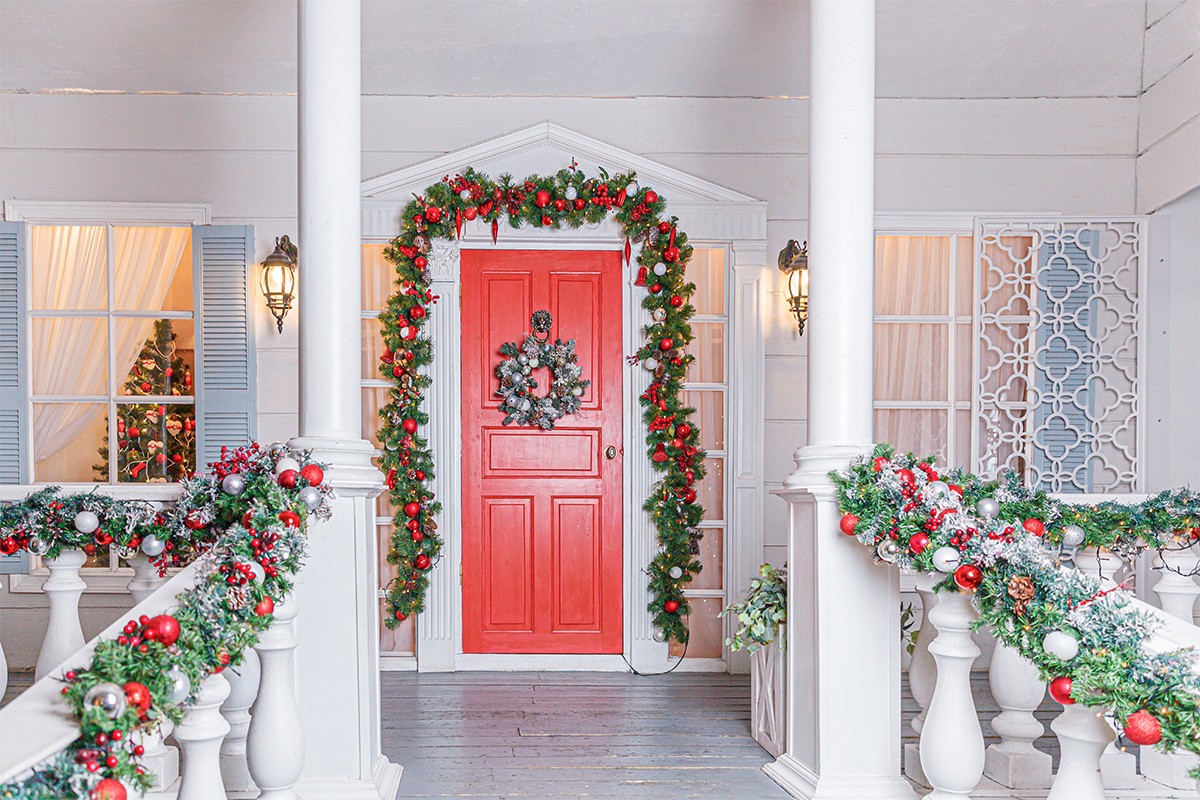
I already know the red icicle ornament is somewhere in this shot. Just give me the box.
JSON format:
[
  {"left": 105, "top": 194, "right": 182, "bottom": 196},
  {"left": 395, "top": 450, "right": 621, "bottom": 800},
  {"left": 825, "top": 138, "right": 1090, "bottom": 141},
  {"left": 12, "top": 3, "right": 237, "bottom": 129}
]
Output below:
[
  {"left": 491, "top": 219, "right": 499, "bottom": 245},
  {"left": 624, "top": 237, "right": 632, "bottom": 265},
  {"left": 455, "top": 208, "right": 463, "bottom": 239}
]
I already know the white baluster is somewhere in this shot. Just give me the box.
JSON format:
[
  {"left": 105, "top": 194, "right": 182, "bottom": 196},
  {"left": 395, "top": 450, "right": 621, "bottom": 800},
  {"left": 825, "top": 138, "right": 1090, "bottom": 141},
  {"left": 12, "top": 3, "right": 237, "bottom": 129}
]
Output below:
[
  {"left": 904, "top": 573, "right": 939, "bottom": 787},
  {"left": 247, "top": 596, "right": 304, "bottom": 800},
  {"left": 219, "top": 648, "right": 260, "bottom": 792},
  {"left": 174, "top": 671, "right": 232, "bottom": 800},
  {"left": 1047, "top": 703, "right": 1114, "bottom": 800},
  {"left": 126, "top": 552, "right": 167, "bottom": 603},
  {"left": 0, "top": 635, "right": 7, "bottom": 699},
  {"left": 35, "top": 549, "right": 87, "bottom": 679},
  {"left": 984, "top": 641, "right": 1051, "bottom": 787},
  {"left": 1074, "top": 546, "right": 1137, "bottom": 788},
  {"left": 920, "top": 588, "right": 984, "bottom": 799},
  {"left": 134, "top": 719, "right": 179, "bottom": 791},
  {"left": 1143, "top": 545, "right": 1200, "bottom": 788}
]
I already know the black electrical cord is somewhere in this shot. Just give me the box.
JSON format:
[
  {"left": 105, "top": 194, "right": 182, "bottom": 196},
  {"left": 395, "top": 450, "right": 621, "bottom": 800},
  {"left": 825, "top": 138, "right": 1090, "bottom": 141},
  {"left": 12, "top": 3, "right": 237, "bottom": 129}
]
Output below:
[{"left": 621, "top": 633, "right": 688, "bottom": 676}]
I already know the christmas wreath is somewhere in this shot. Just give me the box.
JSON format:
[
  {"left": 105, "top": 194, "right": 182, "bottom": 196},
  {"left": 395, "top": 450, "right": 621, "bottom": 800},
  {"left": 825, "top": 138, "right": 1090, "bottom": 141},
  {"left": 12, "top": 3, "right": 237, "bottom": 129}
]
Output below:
[
  {"left": 495, "top": 311, "right": 590, "bottom": 430},
  {"left": 377, "top": 165, "right": 706, "bottom": 643},
  {"left": 835, "top": 444, "right": 1200, "bottom": 774},
  {"left": 0, "top": 443, "right": 331, "bottom": 800}
]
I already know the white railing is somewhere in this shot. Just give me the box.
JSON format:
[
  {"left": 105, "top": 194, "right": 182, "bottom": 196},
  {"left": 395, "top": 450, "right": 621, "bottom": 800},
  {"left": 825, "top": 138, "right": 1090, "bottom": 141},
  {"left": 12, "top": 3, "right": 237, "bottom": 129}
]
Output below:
[{"left": 902, "top": 492, "right": 1200, "bottom": 799}]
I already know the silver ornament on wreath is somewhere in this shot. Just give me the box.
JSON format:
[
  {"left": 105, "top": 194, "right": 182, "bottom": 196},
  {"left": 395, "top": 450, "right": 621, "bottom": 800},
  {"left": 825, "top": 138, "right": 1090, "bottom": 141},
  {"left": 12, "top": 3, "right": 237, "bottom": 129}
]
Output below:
[
  {"left": 165, "top": 666, "right": 192, "bottom": 703},
  {"left": 221, "top": 473, "right": 246, "bottom": 496},
  {"left": 299, "top": 486, "right": 322, "bottom": 511},
  {"left": 74, "top": 511, "right": 100, "bottom": 534},
  {"left": 975, "top": 497, "right": 1000, "bottom": 519},
  {"left": 669, "top": 566, "right": 684, "bottom": 579},
  {"left": 1061, "top": 525, "right": 1086, "bottom": 548},
  {"left": 84, "top": 682, "right": 127, "bottom": 719},
  {"left": 140, "top": 533, "right": 165, "bottom": 557}
]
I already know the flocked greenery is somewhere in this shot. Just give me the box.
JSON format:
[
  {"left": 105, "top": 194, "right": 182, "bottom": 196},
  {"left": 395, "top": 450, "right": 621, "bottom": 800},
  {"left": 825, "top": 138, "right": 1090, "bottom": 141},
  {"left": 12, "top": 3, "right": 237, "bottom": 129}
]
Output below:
[
  {"left": 0, "top": 444, "right": 330, "bottom": 800},
  {"left": 376, "top": 165, "right": 707, "bottom": 643},
  {"left": 721, "top": 563, "right": 787, "bottom": 653},
  {"left": 834, "top": 444, "right": 1200, "bottom": 773}
]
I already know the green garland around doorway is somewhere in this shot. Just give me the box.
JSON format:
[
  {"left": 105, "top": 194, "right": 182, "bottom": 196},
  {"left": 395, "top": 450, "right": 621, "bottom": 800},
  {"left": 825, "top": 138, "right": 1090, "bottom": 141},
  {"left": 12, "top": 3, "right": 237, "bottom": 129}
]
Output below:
[{"left": 376, "top": 165, "right": 707, "bottom": 643}]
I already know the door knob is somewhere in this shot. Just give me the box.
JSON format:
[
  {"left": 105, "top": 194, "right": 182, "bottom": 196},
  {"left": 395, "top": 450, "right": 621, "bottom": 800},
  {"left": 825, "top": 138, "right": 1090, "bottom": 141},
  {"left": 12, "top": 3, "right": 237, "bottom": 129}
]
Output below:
[{"left": 605, "top": 445, "right": 618, "bottom": 460}]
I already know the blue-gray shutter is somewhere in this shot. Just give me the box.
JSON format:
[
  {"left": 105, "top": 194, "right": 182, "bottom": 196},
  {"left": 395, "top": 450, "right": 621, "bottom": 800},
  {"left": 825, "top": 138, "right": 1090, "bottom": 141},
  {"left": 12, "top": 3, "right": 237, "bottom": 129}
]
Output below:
[
  {"left": 0, "top": 221, "right": 30, "bottom": 573},
  {"left": 193, "top": 225, "right": 257, "bottom": 471}
]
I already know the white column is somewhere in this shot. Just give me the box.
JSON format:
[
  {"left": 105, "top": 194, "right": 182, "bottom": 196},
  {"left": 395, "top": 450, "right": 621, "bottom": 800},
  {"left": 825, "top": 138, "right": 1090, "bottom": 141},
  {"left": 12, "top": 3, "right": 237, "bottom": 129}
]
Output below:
[
  {"left": 247, "top": 598, "right": 303, "bottom": 800},
  {"left": 1143, "top": 546, "right": 1200, "bottom": 788},
  {"left": 920, "top": 590, "right": 984, "bottom": 799},
  {"left": 34, "top": 549, "right": 87, "bottom": 679},
  {"left": 288, "top": 3, "right": 399, "bottom": 795},
  {"left": 219, "top": 648, "right": 260, "bottom": 792},
  {"left": 904, "top": 574, "right": 939, "bottom": 786},
  {"left": 764, "top": 0, "right": 911, "bottom": 796},
  {"left": 1047, "top": 703, "right": 1113, "bottom": 800},
  {"left": 175, "top": 671, "right": 232, "bottom": 800},
  {"left": 984, "top": 641, "right": 1052, "bottom": 788}
]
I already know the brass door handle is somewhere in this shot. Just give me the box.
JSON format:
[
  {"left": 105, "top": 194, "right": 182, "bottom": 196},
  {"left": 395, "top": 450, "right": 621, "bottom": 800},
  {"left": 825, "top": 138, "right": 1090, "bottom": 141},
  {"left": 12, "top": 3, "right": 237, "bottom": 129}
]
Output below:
[{"left": 605, "top": 445, "right": 618, "bottom": 460}]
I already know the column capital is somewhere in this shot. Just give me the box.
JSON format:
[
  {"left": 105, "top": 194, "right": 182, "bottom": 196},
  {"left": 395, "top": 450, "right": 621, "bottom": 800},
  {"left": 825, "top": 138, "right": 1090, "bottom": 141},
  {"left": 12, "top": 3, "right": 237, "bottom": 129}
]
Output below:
[
  {"left": 782, "top": 443, "right": 872, "bottom": 492},
  {"left": 288, "top": 436, "right": 382, "bottom": 494}
]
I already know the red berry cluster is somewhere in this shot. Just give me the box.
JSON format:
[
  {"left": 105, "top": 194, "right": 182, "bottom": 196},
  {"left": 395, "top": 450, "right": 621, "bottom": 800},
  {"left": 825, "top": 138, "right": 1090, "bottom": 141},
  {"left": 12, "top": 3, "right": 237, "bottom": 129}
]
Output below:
[{"left": 212, "top": 443, "right": 263, "bottom": 479}]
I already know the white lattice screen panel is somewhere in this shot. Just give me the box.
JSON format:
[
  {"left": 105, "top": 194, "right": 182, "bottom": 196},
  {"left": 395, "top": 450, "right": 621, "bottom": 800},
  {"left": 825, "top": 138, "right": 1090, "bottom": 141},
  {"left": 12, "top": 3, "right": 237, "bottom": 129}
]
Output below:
[{"left": 972, "top": 219, "right": 1144, "bottom": 493}]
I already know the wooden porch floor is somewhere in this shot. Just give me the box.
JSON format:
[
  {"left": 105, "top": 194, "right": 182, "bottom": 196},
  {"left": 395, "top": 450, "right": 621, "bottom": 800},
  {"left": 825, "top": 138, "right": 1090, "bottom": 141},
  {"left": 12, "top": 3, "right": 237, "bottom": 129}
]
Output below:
[{"left": 381, "top": 671, "right": 789, "bottom": 799}]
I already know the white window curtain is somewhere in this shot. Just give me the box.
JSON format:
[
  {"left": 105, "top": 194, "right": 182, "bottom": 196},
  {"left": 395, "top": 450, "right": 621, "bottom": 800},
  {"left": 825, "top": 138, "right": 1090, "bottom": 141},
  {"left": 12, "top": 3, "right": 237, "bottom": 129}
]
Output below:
[{"left": 31, "top": 225, "right": 190, "bottom": 463}]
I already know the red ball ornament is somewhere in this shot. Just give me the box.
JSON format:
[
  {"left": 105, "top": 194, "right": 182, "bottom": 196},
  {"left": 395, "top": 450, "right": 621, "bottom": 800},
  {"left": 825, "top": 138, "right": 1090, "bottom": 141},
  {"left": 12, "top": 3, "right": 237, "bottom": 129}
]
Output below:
[
  {"left": 413, "top": 255, "right": 427, "bottom": 269},
  {"left": 401, "top": 418, "right": 418, "bottom": 434},
  {"left": 415, "top": 553, "right": 431, "bottom": 570},
  {"left": 403, "top": 502, "right": 421, "bottom": 517},
  {"left": 412, "top": 530, "right": 423, "bottom": 542},
  {"left": 675, "top": 423, "right": 692, "bottom": 438},
  {"left": 669, "top": 295, "right": 683, "bottom": 308},
  {"left": 909, "top": 532, "right": 930, "bottom": 554},
  {"left": 896, "top": 468, "right": 916, "bottom": 484},
  {"left": 1049, "top": 676, "right": 1075, "bottom": 705},
  {"left": 839, "top": 513, "right": 859, "bottom": 536},
  {"left": 279, "top": 511, "right": 301, "bottom": 528},
  {"left": 872, "top": 456, "right": 889, "bottom": 472},
  {"left": 953, "top": 563, "right": 983, "bottom": 591},
  {"left": 409, "top": 306, "right": 427, "bottom": 321},
  {"left": 1123, "top": 710, "right": 1162, "bottom": 745},
  {"left": 0, "top": 537, "right": 16, "bottom": 555},
  {"left": 948, "top": 484, "right": 964, "bottom": 498},
  {"left": 649, "top": 284, "right": 662, "bottom": 294},
  {"left": 671, "top": 437, "right": 684, "bottom": 450},
  {"left": 184, "top": 513, "right": 206, "bottom": 530},
  {"left": 123, "top": 681, "right": 152, "bottom": 711},
  {"left": 143, "top": 614, "right": 180, "bottom": 646},
  {"left": 424, "top": 206, "right": 442, "bottom": 223},
  {"left": 255, "top": 596, "right": 275, "bottom": 616},
  {"left": 414, "top": 470, "right": 426, "bottom": 481},
  {"left": 277, "top": 469, "right": 298, "bottom": 489},
  {"left": 658, "top": 221, "right": 671, "bottom": 233},
  {"left": 659, "top": 338, "right": 673, "bottom": 351},
  {"left": 92, "top": 778, "right": 127, "bottom": 800},
  {"left": 663, "top": 246, "right": 680, "bottom": 262},
  {"left": 464, "top": 206, "right": 478, "bottom": 221},
  {"left": 300, "top": 463, "right": 323, "bottom": 486},
  {"left": 553, "top": 198, "right": 566, "bottom": 211},
  {"left": 682, "top": 488, "right": 697, "bottom": 504},
  {"left": 574, "top": 198, "right": 585, "bottom": 210},
  {"left": 406, "top": 518, "right": 420, "bottom": 531},
  {"left": 1022, "top": 518, "right": 1046, "bottom": 537},
  {"left": 394, "top": 610, "right": 406, "bottom": 622},
  {"left": 535, "top": 190, "right": 551, "bottom": 207},
  {"left": 645, "top": 190, "right": 658, "bottom": 203},
  {"left": 663, "top": 600, "right": 680, "bottom": 613}
]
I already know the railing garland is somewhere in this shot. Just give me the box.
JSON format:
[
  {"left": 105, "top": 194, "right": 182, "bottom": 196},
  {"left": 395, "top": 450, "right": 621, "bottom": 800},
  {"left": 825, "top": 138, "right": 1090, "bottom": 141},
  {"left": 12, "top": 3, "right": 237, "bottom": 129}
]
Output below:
[
  {"left": 0, "top": 443, "right": 330, "bottom": 800},
  {"left": 834, "top": 444, "right": 1200, "bottom": 774}
]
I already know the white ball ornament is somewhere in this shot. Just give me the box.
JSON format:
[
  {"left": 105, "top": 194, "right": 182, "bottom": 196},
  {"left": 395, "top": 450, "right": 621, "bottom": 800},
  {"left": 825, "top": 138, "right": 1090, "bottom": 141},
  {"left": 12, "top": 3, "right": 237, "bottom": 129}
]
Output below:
[
  {"left": 165, "top": 666, "right": 192, "bottom": 703},
  {"left": 1061, "top": 525, "right": 1086, "bottom": 548},
  {"left": 931, "top": 546, "right": 962, "bottom": 573},
  {"left": 644, "top": 358, "right": 659, "bottom": 371},
  {"left": 669, "top": 566, "right": 684, "bottom": 579},
  {"left": 459, "top": 189, "right": 472, "bottom": 202},
  {"left": 652, "top": 308, "right": 667, "bottom": 322},
  {"left": 529, "top": 358, "right": 540, "bottom": 369},
  {"left": 74, "top": 511, "right": 100, "bottom": 535},
  {"left": 625, "top": 181, "right": 639, "bottom": 195},
  {"left": 140, "top": 534, "right": 165, "bottom": 557},
  {"left": 274, "top": 456, "right": 300, "bottom": 476},
  {"left": 653, "top": 263, "right": 668, "bottom": 276},
  {"left": 1043, "top": 630, "right": 1080, "bottom": 661},
  {"left": 571, "top": 387, "right": 583, "bottom": 397},
  {"left": 565, "top": 185, "right": 578, "bottom": 200},
  {"left": 299, "top": 486, "right": 322, "bottom": 511},
  {"left": 975, "top": 498, "right": 1000, "bottom": 519},
  {"left": 520, "top": 399, "right": 532, "bottom": 411},
  {"left": 221, "top": 473, "right": 246, "bottom": 496},
  {"left": 248, "top": 561, "right": 266, "bottom": 585},
  {"left": 927, "top": 480, "right": 950, "bottom": 499}
]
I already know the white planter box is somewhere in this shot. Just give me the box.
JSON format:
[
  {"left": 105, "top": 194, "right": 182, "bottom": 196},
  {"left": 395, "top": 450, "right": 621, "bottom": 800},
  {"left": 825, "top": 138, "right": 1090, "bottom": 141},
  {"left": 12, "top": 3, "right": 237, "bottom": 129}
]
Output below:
[{"left": 750, "top": 624, "right": 786, "bottom": 758}]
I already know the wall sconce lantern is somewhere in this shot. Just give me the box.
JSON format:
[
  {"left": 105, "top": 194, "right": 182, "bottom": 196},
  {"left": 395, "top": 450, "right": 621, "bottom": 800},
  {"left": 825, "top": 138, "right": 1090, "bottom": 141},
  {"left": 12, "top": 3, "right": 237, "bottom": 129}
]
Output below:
[
  {"left": 260, "top": 235, "right": 298, "bottom": 333},
  {"left": 778, "top": 239, "right": 809, "bottom": 335}
]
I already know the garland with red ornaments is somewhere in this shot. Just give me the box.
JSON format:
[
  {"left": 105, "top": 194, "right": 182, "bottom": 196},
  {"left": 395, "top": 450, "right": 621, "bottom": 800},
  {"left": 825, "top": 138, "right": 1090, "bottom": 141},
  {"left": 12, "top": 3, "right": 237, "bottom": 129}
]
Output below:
[
  {"left": 834, "top": 444, "right": 1200, "bottom": 771},
  {"left": 377, "top": 165, "right": 706, "bottom": 643},
  {"left": 0, "top": 444, "right": 331, "bottom": 800}
]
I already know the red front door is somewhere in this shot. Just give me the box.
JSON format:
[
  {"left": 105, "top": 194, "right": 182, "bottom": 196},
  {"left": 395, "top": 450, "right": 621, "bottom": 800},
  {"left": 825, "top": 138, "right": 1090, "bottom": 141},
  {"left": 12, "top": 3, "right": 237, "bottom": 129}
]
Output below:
[{"left": 461, "top": 249, "right": 623, "bottom": 654}]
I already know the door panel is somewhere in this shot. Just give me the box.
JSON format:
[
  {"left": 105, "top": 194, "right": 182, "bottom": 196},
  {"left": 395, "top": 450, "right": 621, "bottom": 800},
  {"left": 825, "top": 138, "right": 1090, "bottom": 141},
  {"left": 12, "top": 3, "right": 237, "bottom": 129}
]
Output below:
[{"left": 462, "top": 249, "right": 623, "bottom": 654}]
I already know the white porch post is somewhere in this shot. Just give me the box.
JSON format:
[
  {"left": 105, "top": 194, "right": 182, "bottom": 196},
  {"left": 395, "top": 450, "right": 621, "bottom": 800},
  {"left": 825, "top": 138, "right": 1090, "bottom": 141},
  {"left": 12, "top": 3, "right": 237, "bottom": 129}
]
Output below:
[
  {"left": 289, "top": 1, "right": 401, "bottom": 797},
  {"left": 763, "top": 0, "right": 914, "bottom": 797}
]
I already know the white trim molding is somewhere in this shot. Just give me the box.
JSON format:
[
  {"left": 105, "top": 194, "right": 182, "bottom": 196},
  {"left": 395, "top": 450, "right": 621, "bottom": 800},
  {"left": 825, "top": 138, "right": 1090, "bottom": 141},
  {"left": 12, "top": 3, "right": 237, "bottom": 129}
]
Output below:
[{"left": 4, "top": 200, "right": 211, "bottom": 226}]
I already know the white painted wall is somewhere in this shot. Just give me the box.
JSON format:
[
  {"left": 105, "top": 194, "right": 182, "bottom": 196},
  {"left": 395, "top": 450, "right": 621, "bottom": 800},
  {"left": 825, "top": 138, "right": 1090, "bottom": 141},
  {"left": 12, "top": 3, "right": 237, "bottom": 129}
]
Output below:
[
  {"left": 1138, "top": 0, "right": 1200, "bottom": 213},
  {"left": 0, "top": 0, "right": 1169, "bottom": 663}
]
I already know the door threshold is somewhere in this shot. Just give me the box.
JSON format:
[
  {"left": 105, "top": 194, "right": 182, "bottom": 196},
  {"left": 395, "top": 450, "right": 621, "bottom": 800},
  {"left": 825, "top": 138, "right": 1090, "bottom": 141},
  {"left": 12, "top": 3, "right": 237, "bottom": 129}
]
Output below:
[{"left": 453, "top": 653, "right": 631, "bottom": 671}]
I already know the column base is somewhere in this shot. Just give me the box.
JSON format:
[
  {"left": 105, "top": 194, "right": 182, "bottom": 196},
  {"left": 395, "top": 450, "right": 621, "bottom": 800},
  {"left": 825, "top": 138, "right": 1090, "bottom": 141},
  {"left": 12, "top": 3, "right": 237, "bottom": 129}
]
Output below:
[
  {"left": 295, "top": 756, "right": 402, "bottom": 800},
  {"left": 903, "top": 743, "right": 929, "bottom": 787},
  {"left": 764, "top": 754, "right": 919, "bottom": 799},
  {"left": 140, "top": 745, "right": 179, "bottom": 792},
  {"left": 983, "top": 744, "right": 1052, "bottom": 789},
  {"left": 1141, "top": 747, "right": 1198, "bottom": 789},
  {"left": 1100, "top": 744, "right": 1137, "bottom": 789}
]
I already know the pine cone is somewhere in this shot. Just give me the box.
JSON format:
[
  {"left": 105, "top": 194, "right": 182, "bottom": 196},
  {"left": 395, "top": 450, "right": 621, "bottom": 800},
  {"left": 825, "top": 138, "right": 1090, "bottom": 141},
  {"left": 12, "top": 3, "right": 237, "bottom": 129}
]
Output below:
[{"left": 1007, "top": 575, "right": 1036, "bottom": 616}]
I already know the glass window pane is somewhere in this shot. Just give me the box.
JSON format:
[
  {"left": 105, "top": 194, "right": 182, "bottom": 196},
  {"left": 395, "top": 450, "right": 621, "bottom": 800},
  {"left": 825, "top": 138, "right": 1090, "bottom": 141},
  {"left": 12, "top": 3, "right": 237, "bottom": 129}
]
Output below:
[
  {"left": 33, "top": 404, "right": 107, "bottom": 482},
  {"left": 875, "top": 236, "right": 950, "bottom": 315},
  {"left": 682, "top": 249, "right": 725, "bottom": 316},
  {"left": 682, "top": 391, "right": 725, "bottom": 451},
  {"left": 31, "top": 225, "right": 107, "bottom": 310},
  {"left": 874, "top": 324, "right": 949, "bottom": 401},
  {"left": 956, "top": 323, "right": 972, "bottom": 403},
  {"left": 113, "top": 227, "right": 192, "bottom": 311},
  {"left": 379, "top": 600, "right": 417, "bottom": 655},
  {"left": 362, "top": 244, "right": 394, "bottom": 312},
  {"left": 113, "top": 402, "right": 196, "bottom": 482},
  {"left": 362, "top": 387, "right": 390, "bottom": 445},
  {"left": 956, "top": 234, "right": 974, "bottom": 317},
  {"left": 955, "top": 410, "right": 972, "bottom": 469},
  {"left": 669, "top": 597, "right": 725, "bottom": 659},
  {"left": 116, "top": 320, "right": 195, "bottom": 397},
  {"left": 874, "top": 409, "right": 948, "bottom": 464},
  {"left": 32, "top": 318, "right": 107, "bottom": 396},
  {"left": 362, "top": 319, "right": 385, "bottom": 380},
  {"left": 689, "top": 528, "right": 723, "bottom": 590},
  {"left": 685, "top": 323, "right": 725, "bottom": 384},
  {"left": 695, "top": 458, "right": 724, "bottom": 521}
]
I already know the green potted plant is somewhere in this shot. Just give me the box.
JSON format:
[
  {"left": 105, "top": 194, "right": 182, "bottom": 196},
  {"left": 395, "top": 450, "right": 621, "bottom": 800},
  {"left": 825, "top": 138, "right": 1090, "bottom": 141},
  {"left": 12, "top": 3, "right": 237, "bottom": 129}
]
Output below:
[{"left": 722, "top": 563, "right": 787, "bottom": 653}]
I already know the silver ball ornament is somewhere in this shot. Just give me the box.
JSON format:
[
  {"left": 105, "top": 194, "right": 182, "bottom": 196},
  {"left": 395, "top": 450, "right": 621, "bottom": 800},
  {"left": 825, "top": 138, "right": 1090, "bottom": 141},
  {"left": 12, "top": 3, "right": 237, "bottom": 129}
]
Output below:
[
  {"left": 28, "top": 537, "right": 49, "bottom": 557},
  {"left": 517, "top": 354, "right": 529, "bottom": 365},
  {"left": 299, "top": 486, "right": 322, "bottom": 511},
  {"left": 140, "top": 534, "right": 165, "bottom": 557},
  {"left": 74, "top": 511, "right": 100, "bottom": 535},
  {"left": 975, "top": 498, "right": 1000, "bottom": 519},
  {"left": 931, "top": 546, "right": 962, "bottom": 573},
  {"left": 669, "top": 566, "right": 684, "bottom": 579},
  {"left": 877, "top": 539, "right": 902, "bottom": 563},
  {"left": 651, "top": 628, "right": 667, "bottom": 642},
  {"left": 1043, "top": 630, "right": 1080, "bottom": 661},
  {"left": 266, "top": 442, "right": 287, "bottom": 457},
  {"left": 83, "top": 682, "right": 127, "bottom": 719},
  {"left": 221, "top": 473, "right": 246, "bottom": 496},
  {"left": 165, "top": 666, "right": 192, "bottom": 704},
  {"left": 625, "top": 181, "right": 639, "bottom": 195},
  {"left": 927, "top": 480, "right": 950, "bottom": 499},
  {"left": 1062, "top": 525, "right": 1086, "bottom": 548},
  {"left": 652, "top": 308, "right": 667, "bottom": 322},
  {"left": 459, "top": 189, "right": 472, "bottom": 202}
]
